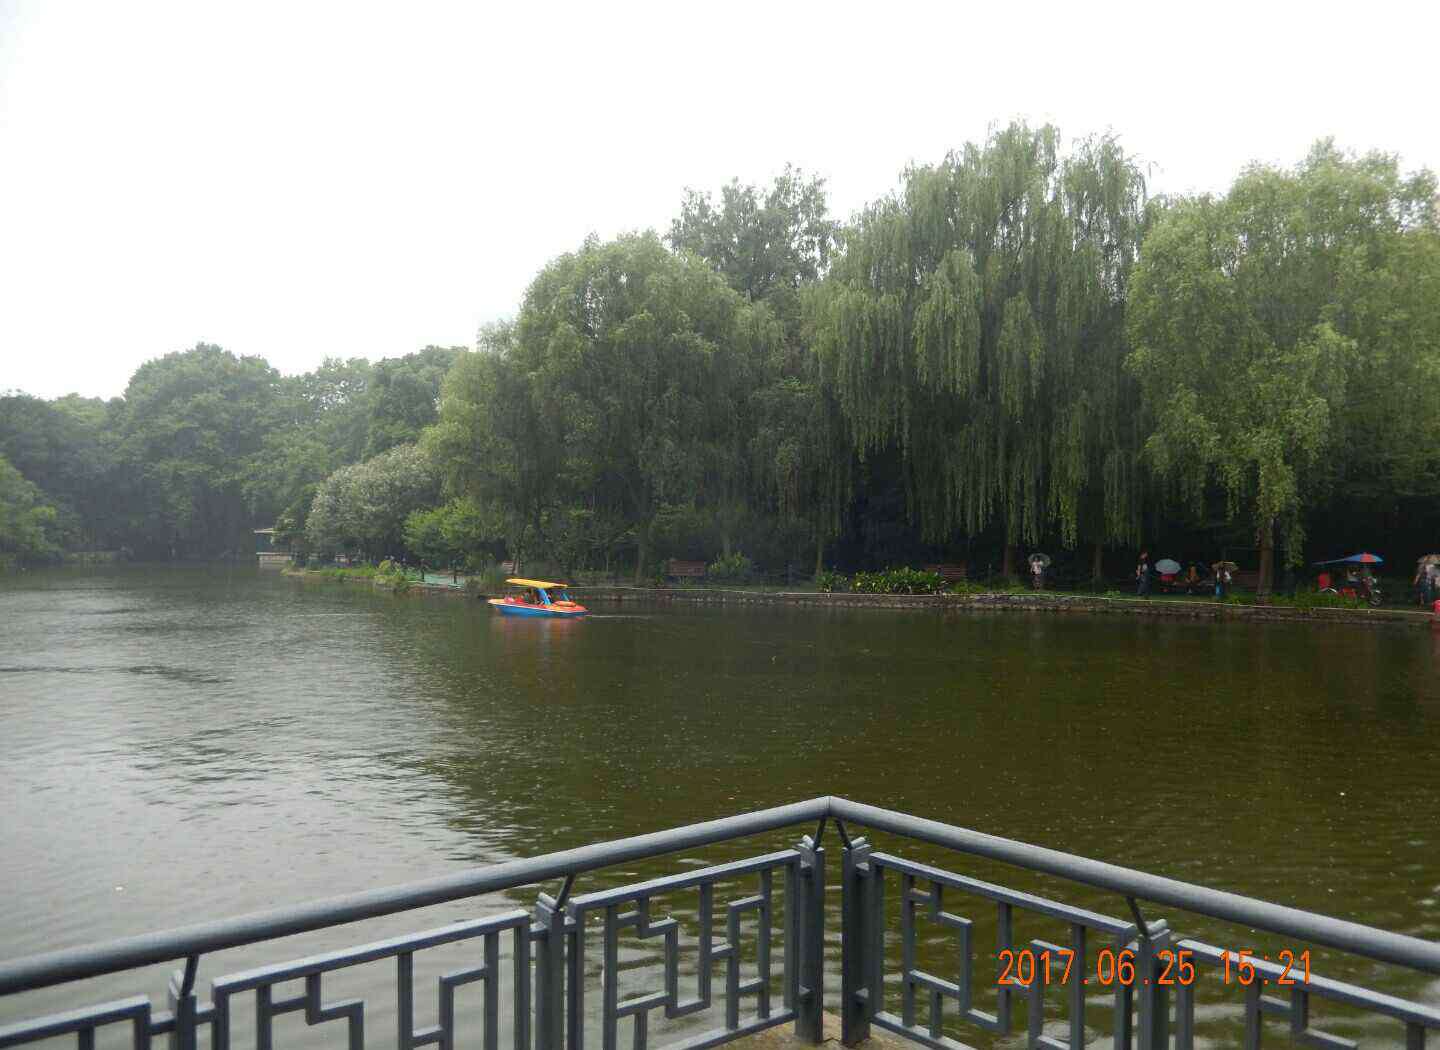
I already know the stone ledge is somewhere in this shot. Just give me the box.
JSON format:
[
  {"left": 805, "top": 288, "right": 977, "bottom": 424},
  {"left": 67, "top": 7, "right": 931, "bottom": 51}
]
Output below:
[
  {"left": 571, "top": 586, "right": 1439, "bottom": 627},
  {"left": 728, "top": 1013, "right": 908, "bottom": 1050}
]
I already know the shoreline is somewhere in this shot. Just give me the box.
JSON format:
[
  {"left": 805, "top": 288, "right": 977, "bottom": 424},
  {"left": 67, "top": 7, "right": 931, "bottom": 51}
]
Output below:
[
  {"left": 281, "top": 568, "right": 1438, "bottom": 629},
  {"left": 574, "top": 585, "right": 1439, "bottom": 627}
]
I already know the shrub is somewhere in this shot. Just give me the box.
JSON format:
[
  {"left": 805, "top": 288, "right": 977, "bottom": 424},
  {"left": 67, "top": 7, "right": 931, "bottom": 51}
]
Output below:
[
  {"left": 851, "top": 567, "right": 948, "bottom": 595},
  {"left": 1270, "top": 590, "right": 1366, "bottom": 610},
  {"left": 708, "top": 551, "right": 756, "bottom": 582},
  {"left": 472, "top": 562, "right": 509, "bottom": 593},
  {"left": 815, "top": 569, "right": 848, "bottom": 593}
]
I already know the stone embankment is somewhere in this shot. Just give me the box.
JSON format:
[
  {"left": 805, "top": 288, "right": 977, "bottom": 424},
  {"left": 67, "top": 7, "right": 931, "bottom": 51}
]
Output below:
[
  {"left": 571, "top": 585, "right": 1439, "bottom": 628},
  {"left": 282, "top": 568, "right": 1437, "bottom": 628}
]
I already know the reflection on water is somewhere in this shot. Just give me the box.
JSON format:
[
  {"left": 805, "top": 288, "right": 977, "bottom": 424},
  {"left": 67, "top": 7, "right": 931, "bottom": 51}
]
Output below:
[{"left": 2, "top": 567, "right": 1439, "bottom": 1047}]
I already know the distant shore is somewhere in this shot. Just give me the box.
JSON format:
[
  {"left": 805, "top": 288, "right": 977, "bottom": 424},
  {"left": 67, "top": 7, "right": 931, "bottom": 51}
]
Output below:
[{"left": 281, "top": 567, "right": 1437, "bottom": 628}]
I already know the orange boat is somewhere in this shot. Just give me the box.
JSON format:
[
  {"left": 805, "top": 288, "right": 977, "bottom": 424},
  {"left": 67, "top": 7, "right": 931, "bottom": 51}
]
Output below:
[{"left": 486, "top": 578, "right": 588, "bottom": 619}]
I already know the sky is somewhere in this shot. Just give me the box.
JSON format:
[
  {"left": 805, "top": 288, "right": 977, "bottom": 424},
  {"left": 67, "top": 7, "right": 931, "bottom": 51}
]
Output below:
[{"left": 1, "top": 1, "right": 1437, "bottom": 401}]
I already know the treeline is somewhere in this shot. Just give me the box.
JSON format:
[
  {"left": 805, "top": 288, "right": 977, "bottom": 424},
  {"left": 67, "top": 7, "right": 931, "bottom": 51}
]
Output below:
[
  {"left": 3, "top": 124, "right": 1438, "bottom": 592},
  {"left": 0, "top": 347, "right": 460, "bottom": 564}
]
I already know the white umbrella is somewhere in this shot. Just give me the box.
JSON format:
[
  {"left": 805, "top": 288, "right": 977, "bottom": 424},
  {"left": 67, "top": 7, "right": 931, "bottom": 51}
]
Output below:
[{"left": 1155, "top": 558, "right": 1182, "bottom": 574}]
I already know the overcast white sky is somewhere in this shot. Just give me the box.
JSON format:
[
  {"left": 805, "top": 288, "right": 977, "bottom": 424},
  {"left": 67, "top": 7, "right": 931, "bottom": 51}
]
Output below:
[{"left": 2, "top": 1, "right": 1436, "bottom": 400}]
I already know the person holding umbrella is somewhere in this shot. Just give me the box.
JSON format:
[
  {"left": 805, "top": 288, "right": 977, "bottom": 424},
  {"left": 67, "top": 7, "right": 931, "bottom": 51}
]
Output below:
[
  {"left": 1416, "top": 556, "right": 1440, "bottom": 607},
  {"left": 1029, "top": 553, "right": 1050, "bottom": 590},
  {"left": 1154, "top": 558, "right": 1182, "bottom": 592},
  {"left": 1136, "top": 550, "right": 1151, "bottom": 597}
]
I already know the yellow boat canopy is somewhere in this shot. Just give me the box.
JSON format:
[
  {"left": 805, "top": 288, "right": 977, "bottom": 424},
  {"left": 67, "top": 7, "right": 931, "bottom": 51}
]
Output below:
[{"left": 506, "top": 578, "right": 568, "bottom": 590}]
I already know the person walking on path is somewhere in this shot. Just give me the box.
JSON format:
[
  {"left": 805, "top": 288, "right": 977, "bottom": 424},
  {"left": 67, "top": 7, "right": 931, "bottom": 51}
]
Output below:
[{"left": 1136, "top": 551, "right": 1151, "bottom": 597}]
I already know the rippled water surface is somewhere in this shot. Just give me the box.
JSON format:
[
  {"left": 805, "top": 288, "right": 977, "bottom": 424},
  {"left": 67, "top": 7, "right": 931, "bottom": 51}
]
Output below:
[{"left": 3, "top": 567, "right": 1439, "bottom": 1047}]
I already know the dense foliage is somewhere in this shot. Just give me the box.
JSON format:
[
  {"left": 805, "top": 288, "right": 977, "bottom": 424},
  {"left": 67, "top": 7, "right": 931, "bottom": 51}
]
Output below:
[
  {"left": 849, "top": 568, "right": 949, "bottom": 595},
  {"left": 1, "top": 345, "right": 460, "bottom": 561},
  {"left": 0, "top": 453, "right": 64, "bottom": 568},
  {"left": 1128, "top": 142, "right": 1440, "bottom": 592},
  {"left": 810, "top": 127, "right": 1149, "bottom": 578},
  {"left": 2, "top": 127, "right": 1436, "bottom": 591}
]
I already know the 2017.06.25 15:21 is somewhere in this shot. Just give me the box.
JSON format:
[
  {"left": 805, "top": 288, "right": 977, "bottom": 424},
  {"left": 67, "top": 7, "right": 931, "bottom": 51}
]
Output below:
[{"left": 996, "top": 947, "right": 1197, "bottom": 987}]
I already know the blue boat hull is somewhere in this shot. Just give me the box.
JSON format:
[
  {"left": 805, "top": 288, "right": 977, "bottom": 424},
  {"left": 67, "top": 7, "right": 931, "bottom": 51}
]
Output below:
[{"left": 488, "top": 600, "right": 587, "bottom": 618}]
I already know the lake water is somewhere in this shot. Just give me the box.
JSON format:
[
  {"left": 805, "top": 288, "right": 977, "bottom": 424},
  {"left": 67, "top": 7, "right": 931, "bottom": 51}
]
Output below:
[{"left": 2, "top": 567, "right": 1438, "bottom": 1047}]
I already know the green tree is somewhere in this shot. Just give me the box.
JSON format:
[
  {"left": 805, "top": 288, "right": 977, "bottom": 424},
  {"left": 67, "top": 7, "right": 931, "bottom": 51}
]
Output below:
[
  {"left": 403, "top": 497, "right": 502, "bottom": 571},
  {"left": 513, "top": 233, "right": 775, "bottom": 580},
  {"left": 1060, "top": 136, "right": 1151, "bottom": 579},
  {"left": 0, "top": 392, "right": 120, "bottom": 550},
  {"left": 1127, "top": 142, "right": 1437, "bottom": 594},
  {"left": 670, "top": 167, "right": 851, "bottom": 571},
  {"left": 0, "top": 454, "right": 64, "bottom": 567},
  {"left": 306, "top": 443, "right": 439, "bottom": 559},
  {"left": 242, "top": 357, "right": 375, "bottom": 536},
  {"left": 301, "top": 357, "right": 374, "bottom": 465},
  {"left": 115, "top": 344, "right": 282, "bottom": 557},
  {"left": 669, "top": 165, "right": 837, "bottom": 321},
  {"left": 810, "top": 124, "right": 1146, "bottom": 574},
  {"left": 364, "top": 346, "right": 463, "bottom": 457},
  {"left": 424, "top": 328, "right": 563, "bottom": 574}
]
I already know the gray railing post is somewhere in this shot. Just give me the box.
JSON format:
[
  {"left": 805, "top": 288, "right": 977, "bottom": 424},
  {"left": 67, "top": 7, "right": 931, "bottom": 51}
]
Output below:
[
  {"left": 794, "top": 836, "right": 825, "bottom": 1043},
  {"left": 1135, "top": 923, "right": 1172, "bottom": 1050},
  {"left": 534, "top": 896, "right": 565, "bottom": 1050},
  {"left": 166, "top": 957, "right": 199, "bottom": 1050},
  {"left": 840, "top": 837, "right": 874, "bottom": 1047}
]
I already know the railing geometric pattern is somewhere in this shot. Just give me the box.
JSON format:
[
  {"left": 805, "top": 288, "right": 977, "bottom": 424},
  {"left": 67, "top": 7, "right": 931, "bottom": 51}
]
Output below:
[
  {"left": 1, "top": 800, "right": 1437, "bottom": 1050},
  {"left": 563, "top": 849, "right": 807, "bottom": 1050},
  {"left": 861, "top": 846, "right": 1145, "bottom": 1049},
  {"left": 840, "top": 838, "right": 1439, "bottom": 1049},
  {"left": 1171, "top": 940, "right": 1438, "bottom": 1050}
]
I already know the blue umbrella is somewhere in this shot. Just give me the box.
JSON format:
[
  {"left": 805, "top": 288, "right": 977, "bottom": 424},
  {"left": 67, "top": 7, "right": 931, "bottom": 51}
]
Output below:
[{"left": 1312, "top": 552, "right": 1384, "bottom": 566}]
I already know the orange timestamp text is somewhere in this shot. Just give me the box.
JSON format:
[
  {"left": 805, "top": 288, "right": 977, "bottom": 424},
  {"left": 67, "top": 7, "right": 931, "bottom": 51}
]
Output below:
[{"left": 996, "top": 947, "right": 1313, "bottom": 988}]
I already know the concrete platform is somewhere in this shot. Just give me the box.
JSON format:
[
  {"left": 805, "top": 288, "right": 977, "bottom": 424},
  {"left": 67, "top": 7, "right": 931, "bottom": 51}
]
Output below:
[{"left": 729, "top": 1015, "right": 911, "bottom": 1050}]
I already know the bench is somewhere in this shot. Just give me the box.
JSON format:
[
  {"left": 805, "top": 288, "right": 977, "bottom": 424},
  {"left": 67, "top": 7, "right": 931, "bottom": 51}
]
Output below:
[
  {"left": 666, "top": 559, "right": 707, "bottom": 580},
  {"left": 922, "top": 563, "right": 968, "bottom": 583},
  {"left": 1231, "top": 570, "right": 1260, "bottom": 591}
]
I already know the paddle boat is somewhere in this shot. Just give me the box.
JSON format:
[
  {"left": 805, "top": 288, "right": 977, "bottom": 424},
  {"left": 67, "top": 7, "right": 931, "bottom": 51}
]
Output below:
[{"left": 487, "top": 578, "right": 588, "bottom": 618}]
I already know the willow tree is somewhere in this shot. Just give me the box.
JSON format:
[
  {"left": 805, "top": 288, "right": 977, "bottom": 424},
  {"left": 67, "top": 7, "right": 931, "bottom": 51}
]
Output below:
[
  {"left": 511, "top": 232, "right": 772, "bottom": 581},
  {"left": 811, "top": 124, "right": 1144, "bottom": 573},
  {"left": 670, "top": 167, "right": 850, "bottom": 570},
  {"left": 1060, "top": 136, "right": 1150, "bottom": 579},
  {"left": 424, "top": 325, "right": 563, "bottom": 573},
  {"left": 1127, "top": 143, "right": 1438, "bottom": 595}
]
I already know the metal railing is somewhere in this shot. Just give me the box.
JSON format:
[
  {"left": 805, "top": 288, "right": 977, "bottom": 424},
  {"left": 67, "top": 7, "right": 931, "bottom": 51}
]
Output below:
[{"left": 1, "top": 798, "right": 1437, "bottom": 1050}]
